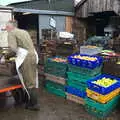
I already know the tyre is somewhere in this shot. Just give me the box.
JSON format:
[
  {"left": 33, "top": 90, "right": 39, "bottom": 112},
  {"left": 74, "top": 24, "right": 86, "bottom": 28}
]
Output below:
[{"left": 12, "top": 88, "right": 25, "bottom": 104}]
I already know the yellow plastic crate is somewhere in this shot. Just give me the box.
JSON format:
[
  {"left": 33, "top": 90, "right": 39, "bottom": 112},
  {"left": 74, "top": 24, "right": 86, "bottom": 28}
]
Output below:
[
  {"left": 86, "top": 88, "right": 120, "bottom": 104},
  {"left": 66, "top": 93, "right": 85, "bottom": 105}
]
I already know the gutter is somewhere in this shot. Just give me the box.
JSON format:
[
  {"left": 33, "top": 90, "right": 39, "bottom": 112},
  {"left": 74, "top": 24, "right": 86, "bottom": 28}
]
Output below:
[{"left": 13, "top": 8, "right": 74, "bottom": 16}]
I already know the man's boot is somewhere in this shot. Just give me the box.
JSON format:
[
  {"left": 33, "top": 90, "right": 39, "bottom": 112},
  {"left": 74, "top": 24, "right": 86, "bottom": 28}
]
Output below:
[{"left": 25, "top": 88, "right": 40, "bottom": 111}]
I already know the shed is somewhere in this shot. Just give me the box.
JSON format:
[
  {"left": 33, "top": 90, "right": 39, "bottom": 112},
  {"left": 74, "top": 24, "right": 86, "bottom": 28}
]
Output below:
[
  {"left": 74, "top": 0, "right": 120, "bottom": 44},
  {"left": 76, "top": 0, "right": 120, "bottom": 18},
  {"left": 9, "top": 0, "right": 75, "bottom": 44}
]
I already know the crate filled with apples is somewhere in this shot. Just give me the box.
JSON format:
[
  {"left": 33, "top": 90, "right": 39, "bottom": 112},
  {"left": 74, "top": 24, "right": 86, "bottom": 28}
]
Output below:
[
  {"left": 93, "top": 77, "right": 117, "bottom": 88},
  {"left": 45, "top": 57, "right": 68, "bottom": 77},
  {"left": 68, "top": 54, "right": 103, "bottom": 69},
  {"left": 51, "top": 57, "right": 67, "bottom": 63},
  {"left": 87, "top": 74, "right": 120, "bottom": 95}
]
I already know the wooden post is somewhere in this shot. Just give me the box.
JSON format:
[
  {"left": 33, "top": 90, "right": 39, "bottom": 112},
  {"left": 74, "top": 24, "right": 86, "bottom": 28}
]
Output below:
[{"left": 51, "top": 29, "right": 53, "bottom": 40}]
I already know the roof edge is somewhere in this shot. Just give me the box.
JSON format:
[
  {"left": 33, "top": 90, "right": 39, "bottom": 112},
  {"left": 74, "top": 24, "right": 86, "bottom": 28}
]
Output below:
[
  {"left": 13, "top": 8, "right": 74, "bottom": 16},
  {"left": 8, "top": 0, "right": 31, "bottom": 6},
  {"left": 0, "top": 5, "right": 13, "bottom": 10},
  {"left": 75, "top": 0, "right": 87, "bottom": 9}
]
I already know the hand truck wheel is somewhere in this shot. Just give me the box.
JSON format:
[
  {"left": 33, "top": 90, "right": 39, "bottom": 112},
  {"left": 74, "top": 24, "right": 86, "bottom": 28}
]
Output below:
[{"left": 12, "top": 88, "right": 25, "bottom": 105}]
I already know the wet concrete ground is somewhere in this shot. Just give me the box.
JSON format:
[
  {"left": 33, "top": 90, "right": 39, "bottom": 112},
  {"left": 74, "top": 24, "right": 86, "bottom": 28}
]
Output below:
[{"left": 0, "top": 87, "right": 119, "bottom": 120}]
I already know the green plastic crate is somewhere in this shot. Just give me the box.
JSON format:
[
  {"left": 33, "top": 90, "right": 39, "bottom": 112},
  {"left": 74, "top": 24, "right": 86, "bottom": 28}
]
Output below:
[
  {"left": 45, "top": 80, "right": 66, "bottom": 98},
  {"left": 67, "top": 80, "right": 87, "bottom": 91},
  {"left": 68, "top": 64, "right": 101, "bottom": 77},
  {"left": 45, "top": 80, "right": 65, "bottom": 90},
  {"left": 46, "top": 86, "right": 66, "bottom": 98},
  {"left": 45, "top": 58, "right": 67, "bottom": 77},
  {"left": 67, "top": 72, "right": 93, "bottom": 83},
  {"left": 45, "top": 58, "right": 67, "bottom": 69},
  {"left": 45, "top": 62, "right": 67, "bottom": 70},
  {"left": 45, "top": 66, "right": 67, "bottom": 77},
  {"left": 85, "top": 96, "right": 120, "bottom": 118}
]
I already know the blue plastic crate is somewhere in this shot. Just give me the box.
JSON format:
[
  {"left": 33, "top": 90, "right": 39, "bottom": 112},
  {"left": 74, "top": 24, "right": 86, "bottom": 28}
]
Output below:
[
  {"left": 68, "top": 54, "right": 103, "bottom": 69},
  {"left": 87, "top": 74, "right": 120, "bottom": 95},
  {"left": 65, "top": 86, "right": 87, "bottom": 98}
]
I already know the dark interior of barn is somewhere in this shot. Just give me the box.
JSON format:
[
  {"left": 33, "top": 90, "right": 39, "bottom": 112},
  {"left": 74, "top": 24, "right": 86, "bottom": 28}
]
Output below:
[
  {"left": 14, "top": 12, "right": 39, "bottom": 44},
  {"left": 87, "top": 11, "right": 119, "bottom": 36}
]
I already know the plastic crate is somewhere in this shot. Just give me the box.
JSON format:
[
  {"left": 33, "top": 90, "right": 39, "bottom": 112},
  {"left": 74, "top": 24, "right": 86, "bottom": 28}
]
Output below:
[
  {"left": 87, "top": 74, "right": 120, "bottom": 95},
  {"left": 66, "top": 93, "right": 85, "bottom": 105},
  {"left": 68, "top": 64, "right": 102, "bottom": 77},
  {"left": 85, "top": 96, "right": 120, "bottom": 118},
  {"left": 45, "top": 80, "right": 65, "bottom": 90},
  {"left": 45, "top": 66, "right": 67, "bottom": 77},
  {"left": 45, "top": 57, "right": 68, "bottom": 77},
  {"left": 67, "top": 72, "right": 92, "bottom": 83},
  {"left": 67, "top": 80, "right": 87, "bottom": 91},
  {"left": 65, "top": 86, "right": 86, "bottom": 98},
  {"left": 45, "top": 81, "right": 66, "bottom": 98},
  {"left": 45, "top": 57, "right": 67, "bottom": 68},
  {"left": 102, "top": 55, "right": 119, "bottom": 63},
  {"left": 45, "top": 73, "right": 66, "bottom": 85},
  {"left": 45, "top": 86, "right": 66, "bottom": 98},
  {"left": 86, "top": 88, "right": 120, "bottom": 104},
  {"left": 80, "top": 46, "right": 102, "bottom": 55},
  {"left": 68, "top": 54, "right": 103, "bottom": 69}
]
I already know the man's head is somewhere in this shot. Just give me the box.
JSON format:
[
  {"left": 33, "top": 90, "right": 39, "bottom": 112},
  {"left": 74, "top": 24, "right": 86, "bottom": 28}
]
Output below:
[{"left": 6, "top": 20, "right": 18, "bottom": 32}]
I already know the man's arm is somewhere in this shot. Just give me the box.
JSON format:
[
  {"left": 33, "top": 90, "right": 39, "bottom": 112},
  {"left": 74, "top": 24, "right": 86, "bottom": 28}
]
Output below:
[{"left": 5, "top": 32, "right": 17, "bottom": 59}]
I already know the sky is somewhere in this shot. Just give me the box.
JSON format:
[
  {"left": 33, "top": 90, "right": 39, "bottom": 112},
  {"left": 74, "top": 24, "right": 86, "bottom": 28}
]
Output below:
[
  {"left": 0, "top": 0, "right": 81, "bottom": 6},
  {"left": 0, "top": 0, "right": 31, "bottom": 5}
]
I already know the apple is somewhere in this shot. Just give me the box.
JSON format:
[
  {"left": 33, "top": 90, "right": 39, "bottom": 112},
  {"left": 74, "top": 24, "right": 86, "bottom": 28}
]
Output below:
[{"left": 92, "top": 77, "right": 117, "bottom": 87}]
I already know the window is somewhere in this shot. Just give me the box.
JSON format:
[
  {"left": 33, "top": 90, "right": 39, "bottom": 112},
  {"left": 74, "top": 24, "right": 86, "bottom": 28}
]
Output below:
[{"left": 42, "top": 29, "right": 57, "bottom": 40}]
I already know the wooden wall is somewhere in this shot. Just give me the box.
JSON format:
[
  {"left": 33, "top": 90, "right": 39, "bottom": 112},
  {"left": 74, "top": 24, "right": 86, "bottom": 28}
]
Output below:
[
  {"left": 65, "top": 16, "right": 73, "bottom": 33},
  {"left": 73, "top": 18, "right": 88, "bottom": 45},
  {"left": 76, "top": 0, "right": 120, "bottom": 18}
]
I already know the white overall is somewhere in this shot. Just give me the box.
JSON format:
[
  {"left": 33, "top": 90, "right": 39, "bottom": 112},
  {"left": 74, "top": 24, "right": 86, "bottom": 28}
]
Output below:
[{"left": 15, "top": 47, "right": 39, "bottom": 99}]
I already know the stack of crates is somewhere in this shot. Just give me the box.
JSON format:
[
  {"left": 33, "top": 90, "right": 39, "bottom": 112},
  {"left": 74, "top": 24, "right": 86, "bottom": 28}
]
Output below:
[
  {"left": 66, "top": 54, "right": 103, "bottom": 105},
  {"left": 85, "top": 74, "right": 120, "bottom": 118},
  {"left": 44, "top": 57, "right": 67, "bottom": 98}
]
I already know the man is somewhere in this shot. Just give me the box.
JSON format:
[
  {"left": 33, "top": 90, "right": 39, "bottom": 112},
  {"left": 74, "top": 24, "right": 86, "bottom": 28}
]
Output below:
[{"left": 6, "top": 20, "right": 40, "bottom": 111}]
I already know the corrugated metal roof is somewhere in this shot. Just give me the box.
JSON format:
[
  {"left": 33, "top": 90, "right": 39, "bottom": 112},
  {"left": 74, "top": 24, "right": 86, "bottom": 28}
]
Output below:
[
  {"left": 13, "top": 8, "right": 74, "bottom": 16},
  {"left": 75, "top": 0, "right": 87, "bottom": 8},
  {"left": 0, "top": 5, "right": 13, "bottom": 9},
  {"left": 9, "top": 0, "right": 74, "bottom": 12}
]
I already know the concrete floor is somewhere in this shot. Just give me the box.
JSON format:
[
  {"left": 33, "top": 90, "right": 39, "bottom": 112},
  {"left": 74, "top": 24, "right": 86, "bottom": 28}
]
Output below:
[{"left": 0, "top": 88, "right": 119, "bottom": 120}]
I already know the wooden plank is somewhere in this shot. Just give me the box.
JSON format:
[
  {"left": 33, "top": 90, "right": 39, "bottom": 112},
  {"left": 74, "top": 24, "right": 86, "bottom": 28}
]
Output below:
[
  {"left": 107, "top": 0, "right": 111, "bottom": 10},
  {"left": 113, "top": 0, "right": 120, "bottom": 15},
  {"left": 76, "top": 0, "right": 120, "bottom": 18},
  {"left": 65, "top": 16, "right": 73, "bottom": 33}
]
